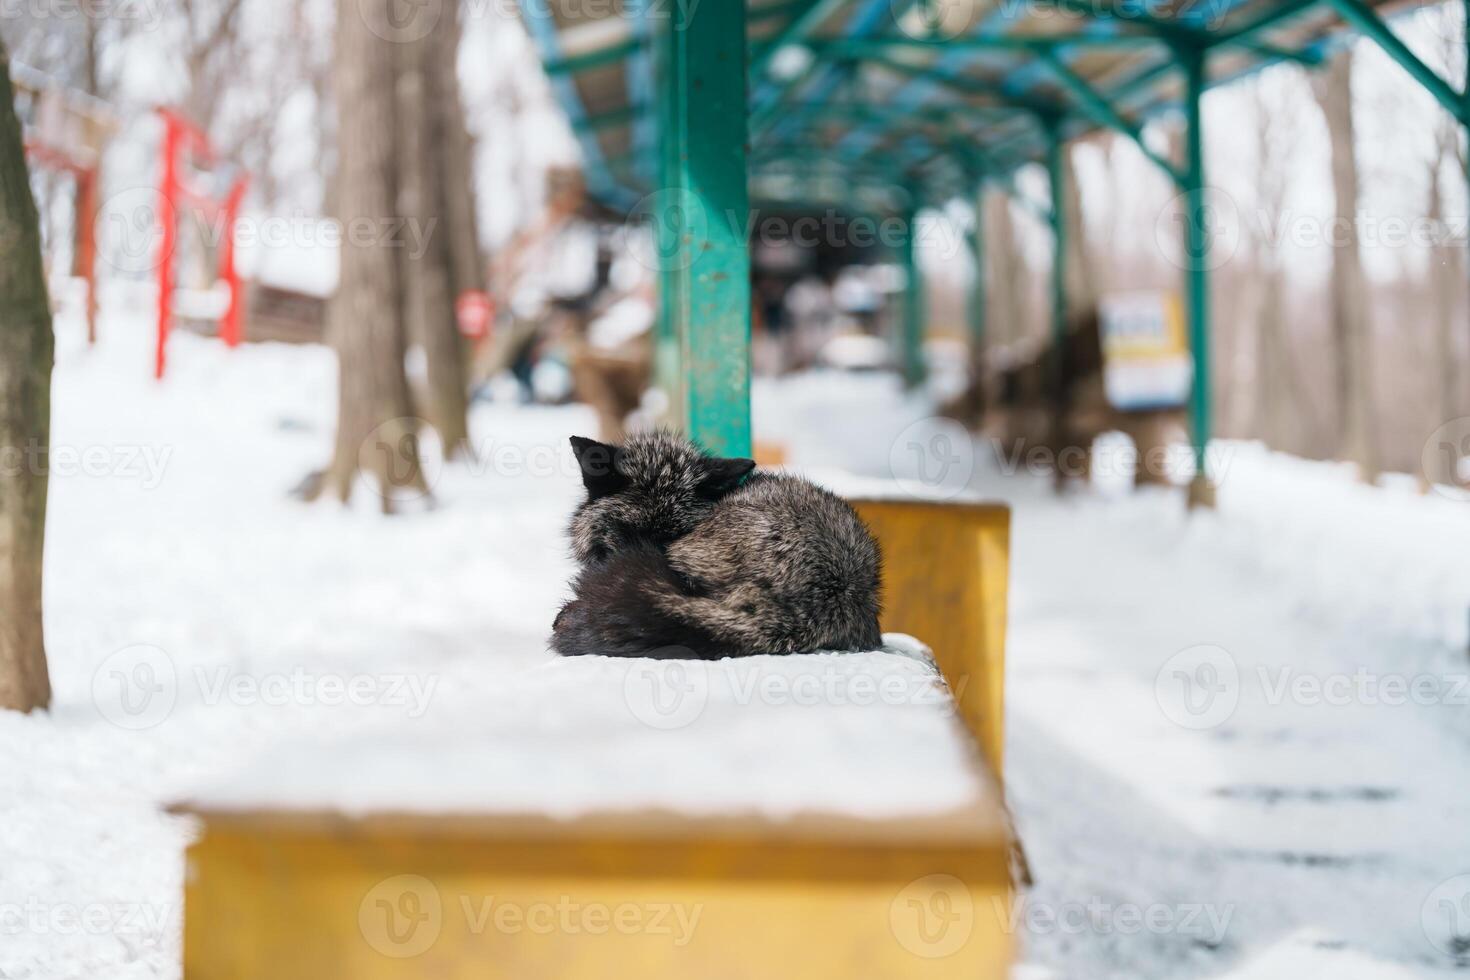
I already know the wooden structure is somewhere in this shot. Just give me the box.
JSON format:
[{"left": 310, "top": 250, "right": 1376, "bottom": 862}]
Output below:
[
  {"left": 522, "top": 0, "right": 1467, "bottom": 500},
  {"left": 12, "top": 61, "right": 114, "bottom": 343}
]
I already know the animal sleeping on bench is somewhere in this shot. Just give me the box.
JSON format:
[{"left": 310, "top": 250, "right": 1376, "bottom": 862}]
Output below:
[{"left": 551, "top": 431, "right": 883, "bottom": 660}]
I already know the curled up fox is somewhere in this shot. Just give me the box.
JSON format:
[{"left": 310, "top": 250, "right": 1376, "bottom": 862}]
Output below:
[{"left": 550, "top": 430, "right": 883, "bottom": 660}]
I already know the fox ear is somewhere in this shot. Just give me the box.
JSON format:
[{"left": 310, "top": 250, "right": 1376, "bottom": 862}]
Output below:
[
  {"left": 570, "top": 436, "right": 627, "bottom": 498},
  {"left": 698, "top": 457, "right": 755, "bottom": 499}
]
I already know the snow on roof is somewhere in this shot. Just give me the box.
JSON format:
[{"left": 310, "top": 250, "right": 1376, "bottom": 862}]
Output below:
[{"left": 178, "top": 635, "right": 997, "bottom": 824}]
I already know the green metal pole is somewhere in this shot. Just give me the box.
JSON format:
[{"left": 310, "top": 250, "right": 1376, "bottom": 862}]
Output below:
[
  {"left": 1042, "top": 115, "right": 1071, "bottom": 487},
  {"left": 652, "top": 12, "right": 684, "bottom": 422},
  {"left": 658, "top": 0, "right": 751, "bottom": 457},
  {"left": 900, "top": 202, "right": 926, "bottom": 388},
  {"left": 1180, "top": 43, "right": 1215, "bottom": 505},
  {"left": 967, "top": 188, "right": 987, "bottom": 354},
  {"left": 1043, "top": 115, "right": 1067, "bottom": 375}
]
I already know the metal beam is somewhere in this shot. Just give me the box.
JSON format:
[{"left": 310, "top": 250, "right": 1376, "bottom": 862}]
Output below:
[
  {"left": 967, "top": 188, "right": 987, "bottom": 355},
  {"left": 1043, "top": 115, "right": 1067, "bottom": 366},
  {"left": 748, "top": 0, "right": 854, "bottom": 135},
  {"left": 865, "top": 54, "right": 1071, "bottom": 122},
  {"left": 1179, "top": 45, "right": 1214, "bottom": 504},
  {"left": 659, "top": 0, "right": 752, "bottom": 456},
  {"left": 573, "top": 104, "right": 643, "bottom": 133},
  {"left": 1324, "top": 0, "right": 1467, "bottom": 123},
  {"left": 1038, "top": 49, "right": 1182, "bottom": 185},
  {"left": 543, "top": 37, "right": 642, "bottom": 76},
  {"left": 899, "top": 201, "right": 926, "bottom": 388},
  {"left": 808, "top": 34, "right": 1164, "bottom": 55},
  {"left": 1046, "top": 0, "right": 1319, "bottom": 64}
]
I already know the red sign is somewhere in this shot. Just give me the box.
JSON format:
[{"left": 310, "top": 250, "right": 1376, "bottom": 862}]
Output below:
[{"left": 455, "top": 290, "right": 494, "bottom": 341}]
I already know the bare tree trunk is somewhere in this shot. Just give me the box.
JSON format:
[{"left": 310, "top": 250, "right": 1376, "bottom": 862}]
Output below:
[
  {"left": 0, "top": 41, "right": 54, "bottom": 713},
  {"left": 435, "top": 0, "right": 484, "bottom": 302},
  {"left": 315, "top": 0, "right": 426, "bottom": 512},
  {"left": 1249, "top": 79, "right": 1300, "bottom": 451},
  {"left": 1313, "top": 51, "right": 1378, "bottom": 480},
  {"left": 1428, "top": 121, "right": 1461, "bottom": 467},
  {"left": 1062, "top": 142, "right": 1098, "bottom": 316},
  {"left": 395, "top": 19, "right": 470, "bottom": 459},
  {"left": 1421, "top": 117, "right": 1466, "bottom": 489},
  {"left": 985, "top": 193, "right": 1030, "bottom": 348}
]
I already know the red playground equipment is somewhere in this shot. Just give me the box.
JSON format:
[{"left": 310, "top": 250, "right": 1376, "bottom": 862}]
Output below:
[{"left": 154, "top": 108, "right": 249, "bottom": 379}]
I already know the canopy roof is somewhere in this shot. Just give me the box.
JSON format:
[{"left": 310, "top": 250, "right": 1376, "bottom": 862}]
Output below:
[{"left": 521, "top": 0, "right": 1423, "bottom": 213}]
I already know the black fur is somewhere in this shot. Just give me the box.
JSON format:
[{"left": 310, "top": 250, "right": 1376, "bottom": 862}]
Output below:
[{"left": 552, "top": 431, "right": 883, "bottom": 659}]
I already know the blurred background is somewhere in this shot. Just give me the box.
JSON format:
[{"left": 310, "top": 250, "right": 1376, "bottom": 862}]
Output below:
[{"left": 2, "top": 1, "right": 1470, "bottom": 978}]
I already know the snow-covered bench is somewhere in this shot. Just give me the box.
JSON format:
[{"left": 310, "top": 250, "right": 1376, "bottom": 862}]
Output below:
[{"left": 174, "top": 500, "right": 1013, "bottom": 980}]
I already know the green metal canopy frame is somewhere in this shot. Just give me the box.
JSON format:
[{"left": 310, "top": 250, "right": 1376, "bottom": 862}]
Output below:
[{"left": 520, "top": 0, "right": 1468, "bottom": 485}]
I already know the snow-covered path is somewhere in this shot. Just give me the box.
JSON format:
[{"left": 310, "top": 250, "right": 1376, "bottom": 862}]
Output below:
[
  {"left": 2, "top": 315, "right": 1468, "bottom": 978},
  {"left": 1002, "top": 486, "right": 1470, "bottom": 979}
]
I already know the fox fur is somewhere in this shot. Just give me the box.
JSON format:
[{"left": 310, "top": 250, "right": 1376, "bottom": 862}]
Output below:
[{"left": 552, "top": 431, "right": 883, "bottom": 660}]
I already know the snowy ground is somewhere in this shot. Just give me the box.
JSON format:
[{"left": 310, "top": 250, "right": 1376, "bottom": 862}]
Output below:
[{"left": 2, "top": 302, "right": 1469, "bottom": 978}]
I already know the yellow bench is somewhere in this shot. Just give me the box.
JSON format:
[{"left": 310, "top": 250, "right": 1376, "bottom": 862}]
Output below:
[
  {"left": 175, "top": 501, "right": 1013, "bottom": 979},
  {"left": 849, "top": 499, "right": 1010, "bottom": 778}
]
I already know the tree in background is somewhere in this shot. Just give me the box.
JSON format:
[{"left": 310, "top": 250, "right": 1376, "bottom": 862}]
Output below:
[
  {"left": 313, "top": 0, "right": 484, "bottom": 505},
  {"left": 1061, "top": 141, "right": 1100, "bottom": 317},
  {"left": 1426, "top": 115, "right": 1463, "bottom": 482},
  {"left": 0, "top": 39, "right": 54, "bottom": 712},
  {"left": 313, "top": 0, "right": 427, "bottom": 510},
  {"left": 984, "top": 192, "right": 1031, "bottom": 350},
  {"left": 1426, "top": 4, "right": 1468, "bottom": 484},
  {"left": 1313, "top": 48, "right": 1379, "bottom": 481},
  {"left": 395, "top": 0, "right": 475, "bottom": 458},
  {"left": 1248, "top": 75, "right": 1312, "bottom": 453}
]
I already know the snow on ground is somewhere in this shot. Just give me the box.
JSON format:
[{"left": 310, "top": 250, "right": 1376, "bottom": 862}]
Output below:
[{"left": 1, "top": 307, "right": 1468, "bottom": 979}]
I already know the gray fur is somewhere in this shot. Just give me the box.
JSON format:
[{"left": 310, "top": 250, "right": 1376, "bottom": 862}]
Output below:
[
  {"left": 567, "top": 429, "right": 750, "bottom": 565},
  {"left": 554, "top": 431, "right": 883, "bottom": 659}
]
